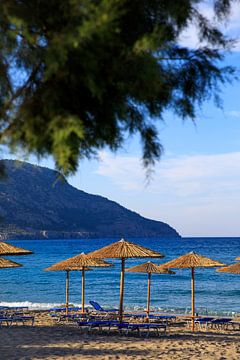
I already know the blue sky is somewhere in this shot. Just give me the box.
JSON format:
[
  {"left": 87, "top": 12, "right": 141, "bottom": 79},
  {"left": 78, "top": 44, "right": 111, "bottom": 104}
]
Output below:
[{"left": 4, "top": 2, "right": 240, "bottom": 237}]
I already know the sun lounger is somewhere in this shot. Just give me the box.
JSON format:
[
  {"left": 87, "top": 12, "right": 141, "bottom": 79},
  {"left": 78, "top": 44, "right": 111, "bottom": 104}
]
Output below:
[
  {"left": 149, "top": 315, "right": 176, "bottom": 325},
  {"left": 210, "top": 318, "right": 232, "bottom": 330},
  {"left": 50, "top": 313, "right": 88, "bottom": 322},
  {"left": 194, "top": 317, "right": 233, "bottom": 330},
  {"left": 117, "top": 322, "right": 167, "bottom": 337},
  {"left": 12, "top": 315, "right": 34, "bottom": 326},
  {"left": 194, "top": 317, "right": 215, "bottom": 329},
  {"left": 0, "top": 315, "right": 34, "bottom": 327},
  {"left": 0, "top": 317, "right": 13, "bottom": 327},
  {"left": 49, "top": 306, "right": 81, "bottom": 312},
  {"left": 89, "top": 301, "right": 118, "bottom": 313},
  {"left": 124, "top": 313, "right": 146, "bottom": 319},
  {"left": 77, "top": 319, "right": 122, "bottom": 333},
  {"left": 149, "top": 315, "right": 176, "bottom": 320},
  {"left": 77, "top": 319, "right": 167, "bottom": 337},
  {"left": 229, "top": 321, "right": 240, "bottom": 330}
]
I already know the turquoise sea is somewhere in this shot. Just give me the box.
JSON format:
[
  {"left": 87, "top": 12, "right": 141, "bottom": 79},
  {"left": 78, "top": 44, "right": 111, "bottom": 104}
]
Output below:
[{"left": 0, "top": 237, "right": 239, "bottom": 316}]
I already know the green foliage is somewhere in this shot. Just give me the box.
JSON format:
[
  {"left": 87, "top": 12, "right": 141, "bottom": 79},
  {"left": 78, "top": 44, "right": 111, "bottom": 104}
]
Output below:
[{"left": 0, "top": 0, "right": 237, "bottom": 174}]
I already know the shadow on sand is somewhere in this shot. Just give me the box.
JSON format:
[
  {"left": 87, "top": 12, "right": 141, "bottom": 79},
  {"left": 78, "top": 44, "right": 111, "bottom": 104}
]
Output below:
[{"left": 0, "top": 324, "right": 239, "bottom": 359}]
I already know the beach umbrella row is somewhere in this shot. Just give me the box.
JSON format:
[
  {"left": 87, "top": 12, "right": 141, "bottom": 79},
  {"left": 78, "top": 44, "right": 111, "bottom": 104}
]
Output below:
[
  {"left": 45, "top": 239, "right": 232, "bottom": 330},
  {"left": 45, "top": 253, "right": 112, "bottom": 314},
  {"left": 1, "top": 238, "right": 238, "bottom": 330}
]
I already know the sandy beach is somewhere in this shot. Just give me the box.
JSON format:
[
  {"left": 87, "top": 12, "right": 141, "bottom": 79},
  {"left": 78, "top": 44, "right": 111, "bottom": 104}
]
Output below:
[{"left": 0, "top": 312, "right": 239, "bottom": 360}]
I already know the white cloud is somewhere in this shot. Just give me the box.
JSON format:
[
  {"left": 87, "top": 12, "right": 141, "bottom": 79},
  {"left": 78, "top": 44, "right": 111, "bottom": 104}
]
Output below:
[
  {"left": 95, "top": 151, "right": 240, "bottom": 236},
  {"left": 96, "top": 150, "right": 240, "bottom": 198},
  {"left": 178, "top": 2, "right": 240, "bottom": 51},
  {"left": 226, "top": 110, "right": 240, "bottom": 118},
  {"left": 96, "top": 151, "right": 142, "bottom": 191}
]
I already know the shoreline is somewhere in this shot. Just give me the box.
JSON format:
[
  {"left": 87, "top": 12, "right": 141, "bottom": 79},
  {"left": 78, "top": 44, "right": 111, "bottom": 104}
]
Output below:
[{"left": 0, "top": 301, "right": 239, "bottom": 317}]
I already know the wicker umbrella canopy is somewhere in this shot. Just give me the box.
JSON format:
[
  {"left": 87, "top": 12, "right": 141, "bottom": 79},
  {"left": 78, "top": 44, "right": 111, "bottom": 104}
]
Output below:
[
  {"left": 0, "top": 257, "right": 22, "bottom": 268},
  {"left": 161, "top": 252, "right": 225, "bottom": 331},
  {"left": 88, "top": 239, "right": 163, "bottom": 259},
  {"left": 45, "top": 252, "right": 112, "bottom": 271},
  {"left": 236, "top": 257, "right": 240, "bottom": 261},
  {"left": 217, "top": 262, "right": 240, "bottom": 274},
  {"left": 126, "top": 261, "right": 174, "bottom": 319},
  {"left": 126, "top": 261, "right": 174, "bottom": 274},
  {"left": 45, "top": 253, "right": 112, "bottom": 314},
  {"left": 0, "top": 241, "right": 33, "bottom": 256},
  {"left": 161, "top": 252, "right": 224, "bottom": 269},
  {"left": 88, "top": 239, "right": 164, "bottom": 321}
]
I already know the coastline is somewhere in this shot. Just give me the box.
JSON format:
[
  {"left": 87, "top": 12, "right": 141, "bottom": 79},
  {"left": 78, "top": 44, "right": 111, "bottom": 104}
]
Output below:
[{"left": 0, "top": 301, "right": 238, "bottom": 317}]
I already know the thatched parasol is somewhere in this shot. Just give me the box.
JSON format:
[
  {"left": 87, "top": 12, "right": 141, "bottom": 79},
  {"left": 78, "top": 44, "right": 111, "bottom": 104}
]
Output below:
[
  {"left": 217, "top": 262, "right": 240, "bottom": 274},
  {"left": 88, "top": 238, "right": 164, "bottom": 321},
  {"left": 0, "top": 257, "right": 22, "bottom": 268},
  {"left": 236, "top": 257, "right": 240, "bottom": 261},
  {"left": 161, "top": 252, "right": 225, "bottom": 331},
  {"left": 126, "top": 261, "right": 174, "bottom": 320},
  {"left": 45, "top": 253, "right": 112, "bottom": 314},
  {"left": 0, "top": 241, "right": 33, "bottom": 256}
]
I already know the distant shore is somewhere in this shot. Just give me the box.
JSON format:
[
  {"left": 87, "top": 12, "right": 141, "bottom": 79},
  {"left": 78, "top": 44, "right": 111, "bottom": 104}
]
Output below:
[{"left": 0, "top": 231, "right": 181, "bottom": 240}]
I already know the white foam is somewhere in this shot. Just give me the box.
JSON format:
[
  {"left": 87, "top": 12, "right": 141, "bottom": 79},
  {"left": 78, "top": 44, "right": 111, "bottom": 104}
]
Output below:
[
  {"left": 0, "top": 302, "right": 236, "bottom": 316},
  {"left": 0, "top": 301, "right": 80, "bottom": 310}
]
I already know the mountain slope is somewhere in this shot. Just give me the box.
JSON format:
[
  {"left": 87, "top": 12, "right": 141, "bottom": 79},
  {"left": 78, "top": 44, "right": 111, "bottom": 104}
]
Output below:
[{"left": 0, "top": 160, "right": 180, "bottom": 239}]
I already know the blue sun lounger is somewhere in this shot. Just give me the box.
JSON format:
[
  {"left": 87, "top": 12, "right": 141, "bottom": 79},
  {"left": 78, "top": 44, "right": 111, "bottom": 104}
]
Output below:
[
  {"left": 11, "top": 315, "right": 35, "bottom": 326},
  {"left": 0, "top": 316, "right": 13, "bottom": 327},
  {"left": 49, "top": 306, "right": 81, "bottom": 312},
  {"left": 89, "top": 301, "right": 118, "bottom": 313},
  {"left": 194, "top": 317, "right": 233, "bottom": 330},
  {"left": 77, "top": 319, "right": 123, "bottom": 333},
  {"left": 50, "top": 313, "right": 88, "bottom": 322},
  {"left": 210, "top": 318, "right": 232, "bottom": 329},
  {"left": 124, "top": 313, "right": 146, "bottom": 319},
  {"left": 194, "top": 317, "right": 215, "bottom": 329},
  {"left": 0, "top": 315, "right": 34, "bottom": 327},
  {"left": 116, "top": 322, "right": 167, "bottom": 337},
  {"left": 77, "top": 319, "right": 167, "bottom": 337},
  {"left": 149, "top": 315, "right": 176, "bottom": 324}
]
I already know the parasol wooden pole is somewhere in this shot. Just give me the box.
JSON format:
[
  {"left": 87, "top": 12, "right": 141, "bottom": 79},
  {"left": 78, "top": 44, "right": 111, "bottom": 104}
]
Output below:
[
  {"left": 191, "top": 267, "right": 195, "bottom": 332},
  {"left": 66, "top": 270, "right": 69, "bottom": 315},
  {"left": 119, "top": 257, "right": 125, "bottom": 322},
  {"left": 146, "top": 272, "right": 151, "bottom": 322},
  {"left": 82, "top": 268, "right": 85, "bottom": 314}
]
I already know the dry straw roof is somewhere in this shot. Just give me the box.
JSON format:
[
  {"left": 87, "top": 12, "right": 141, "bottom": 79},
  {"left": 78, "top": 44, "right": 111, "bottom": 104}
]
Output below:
[
  {"left": 217, "top": 262, "right": 240, "bottom": 274},
  {"left": 88, "top": 239, "right": 164, "bottom": 259},
  {"left": 0, "top": 257, "right": 22, "bottom": 268},
  {"left": 126, "top": 261, "right": 175, "bottom": 274},
  {"left": 0, "top": 241, "right": 33, "bottom": 256},
  {"left": 45, "top": 253, "right": 112, "bottom": 271},
  {"left": 161, "top": 252, "right": 225, "bottom": 269},
  {"left": 236, "top": 256, "right": 240, "bottom": 261}
]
